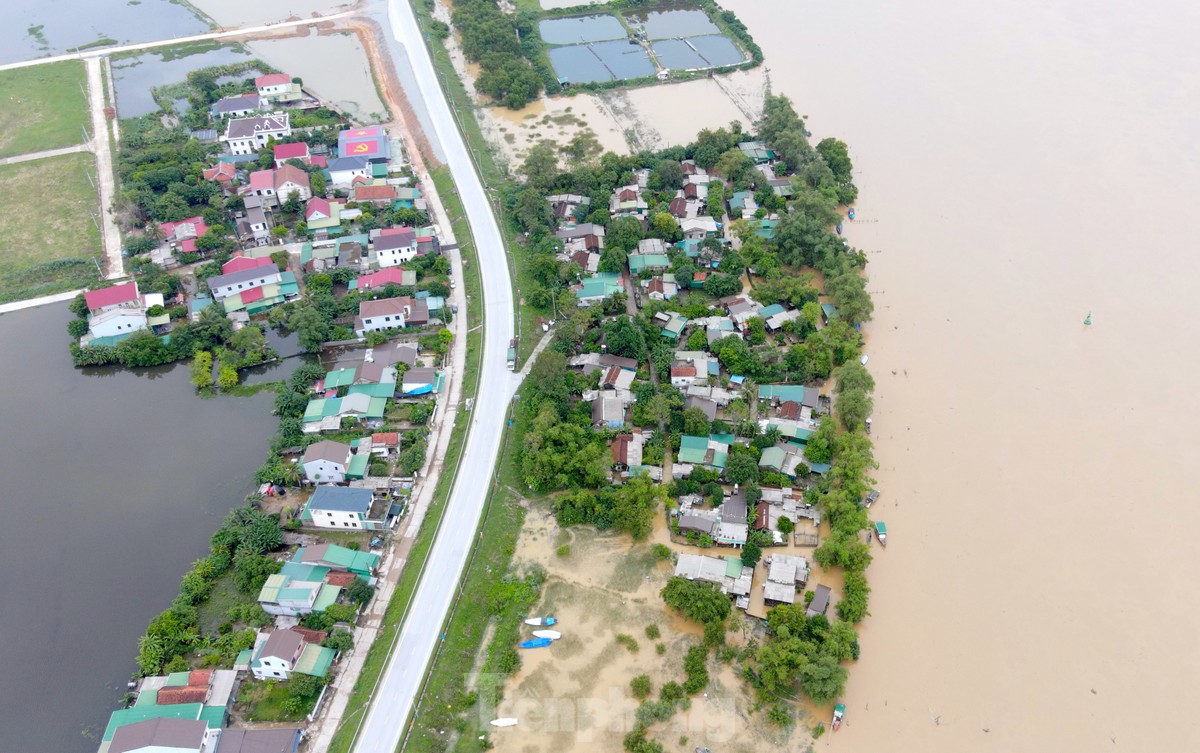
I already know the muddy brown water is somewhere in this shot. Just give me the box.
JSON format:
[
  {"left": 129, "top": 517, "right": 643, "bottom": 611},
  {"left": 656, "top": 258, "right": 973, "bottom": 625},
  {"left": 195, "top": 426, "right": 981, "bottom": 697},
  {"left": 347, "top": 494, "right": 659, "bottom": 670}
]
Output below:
[{"left": 706, "top": 1, "right": 1200, "bottom": 750}]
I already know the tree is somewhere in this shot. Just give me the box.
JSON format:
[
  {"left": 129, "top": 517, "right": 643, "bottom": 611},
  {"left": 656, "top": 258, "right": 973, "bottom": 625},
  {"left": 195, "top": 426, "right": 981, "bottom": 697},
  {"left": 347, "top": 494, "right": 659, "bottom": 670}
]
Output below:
[
  {"left": 837, "top": 571, "right": 870, "bottom": 623},
  {"left": 724, "top": 450, "right": 759, "bottom": 485},
  {"left": 777, "top": 515, "right": 794, "bottom": 535},
  {"left": 217, "top": 364, "right": 238, "bottom": 391},
  {"left": 703, "top": 272, "right": 741, "bottom": 299},
  {"left": 607, "top": 216, "right": 645, "bottom": 252},
  {"left": 656, "top": 159, "right": 684, "bottom": 190},
  {"left": 602, "top": 316, "right": 645, "bottom": 360},
  {"left": 827, "top": 271, "right": 874, "bottom": 324},
  {"left": 649, "top": 212, "right": 682, "bottom": 243},
  {"left": 115, "top": 331, "right": 176, "bottom": 367},
  {"left": 310, "top": 170, "right": 326, "bottom": 196},
  {"left": 834, "top": 360, "right": 875, "bottom": 395},
  {"left": 323, "top": 629, "right": 354, "bottom": 653},
  {"left": 598, "top": 246, "right": 628, "bottom": 274},
  {"left": 287, "top": 305, "right": 330, "bottom": 353},
  {"left": 707, "top": 181, "right": 725, "bottom": 220},
  {"left": 611, "top": 475, "right": 661, "bottom": 541},
  {"left": 741, "top": 540, "right": 762, "bottom": 568},
  {"left": 682, "top": 406, "right": 712, "bottom": 436},
  {"left": 521, "top": 140, "right": 559, "bottom": 188},
  {"left": 190, "top": 351, "right": 214, "bottom": 388},
  {"left": 232, "top": 552, "right": 280, "bottom": 592},
  {"left": 836, "top": 389, "right": 873, "bottom": 432},
  {"left": 660, "top": 577, "right": 731, "bottom": 624},
  {"left": 686, "top": 329, "right": 708, "bottom": 351},
  {"left": 67, "top": 318, "right": 89, "bottom": 338},
  {"left": 797, "top": 651, "right": 847, "bottom": 704},
  {"left": 347, "top": 579, "right": 374, "bottom": 606}
]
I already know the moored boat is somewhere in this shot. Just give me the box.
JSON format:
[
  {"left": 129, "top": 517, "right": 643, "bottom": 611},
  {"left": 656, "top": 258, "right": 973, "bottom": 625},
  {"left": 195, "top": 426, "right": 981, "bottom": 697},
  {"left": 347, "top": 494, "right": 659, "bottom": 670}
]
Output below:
[
  {"left": 518, "top": 637, "right": 553, "bottom": 649},
  {"left": 524, "top": 617, "right": 556, "bottom": 626},
  {"left": 532, "top": 630, "right": 562, "bottom": 640},
  {"left": 832, "top": 703, "right": 846, "bottom": 731},
  {"left": 490, "top": 718, "right": 518, "bottom": 727},
  {"left": 874, "top": 521, "right": 888, "bottom": 547}
]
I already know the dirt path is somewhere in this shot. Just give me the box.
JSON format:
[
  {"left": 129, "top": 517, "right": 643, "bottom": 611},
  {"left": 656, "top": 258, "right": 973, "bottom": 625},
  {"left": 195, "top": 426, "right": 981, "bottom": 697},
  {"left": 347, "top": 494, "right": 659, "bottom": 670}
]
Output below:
[
  {"left": 0, "top": 144, "right": 89, "bottom": 166},
  {"left": 84, "top": 56, "right": 124, "bottom": 280}
]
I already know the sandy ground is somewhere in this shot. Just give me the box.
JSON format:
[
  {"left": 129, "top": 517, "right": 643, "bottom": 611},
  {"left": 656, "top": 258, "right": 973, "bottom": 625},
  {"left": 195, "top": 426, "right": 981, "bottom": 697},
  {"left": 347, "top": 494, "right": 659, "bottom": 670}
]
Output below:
[{"left": 485, "top": 507, "right": 820, "bottom": 753}]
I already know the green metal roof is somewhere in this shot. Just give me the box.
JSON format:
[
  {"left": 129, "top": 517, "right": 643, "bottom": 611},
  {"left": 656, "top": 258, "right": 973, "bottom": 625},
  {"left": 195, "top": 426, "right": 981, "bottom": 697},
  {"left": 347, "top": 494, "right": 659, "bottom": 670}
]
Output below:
[
  {"left": 258, "top": 573, "right": 287, "bottom": 603},
  {"left": 678, "top": 435, "right": 709, "bottom": 464},
  {"left": 366, "top": 396, "right": 387, "bottom": 419},
  {"left": 324, "top": 368, "right": 356, "bottom": 389},
  {"left": 348, "top": 383, "right": 394, "bottom": 398},
  {"left": 757, "top": 384, "right": 807, "bottom": 403},
  {"left": 164, "top": 671, "right": 191, "bottom": 687},
  {"left": 294, "top": 643, "right": 336, "bottom": 677},
  {"left": 235, "top": 648, "right": 253, "bottom": 666},
  {"left": 280, "top": 562, "right": 329, "bottom": 582},
  {"left": 758, "top": 304, "right": 785, "bottom": 318},
  {"left": 711, "top": 434, "right": 736, "bottom": 446},
  {"left": 301, "top": 544, "right": 381, "bottom": 574},
  {"left": 725, "top": 556, "right": 744, "bottom": 578},
  {"left": 710, "top": 451, "right": 728, "bottom": 470},
  {"left": 313, "top": 584, "right": 341, "bottom": 612},
  {"left": 821, "top": 303, "right": 840, "bottom": 320},
  {"left": 629, "top": 253, "right": 670, "bottom": 274},
  {"left": 198, "top": 705, "right": 226, "bottom": 728},
  {"left": 346, "top": 453, "right": 369, "bottom": 479}
]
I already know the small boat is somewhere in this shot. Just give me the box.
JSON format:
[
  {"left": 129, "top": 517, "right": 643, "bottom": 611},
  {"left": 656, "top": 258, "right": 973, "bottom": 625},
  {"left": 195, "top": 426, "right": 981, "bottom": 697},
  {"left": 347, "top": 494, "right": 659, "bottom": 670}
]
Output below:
[
  {"left": 532, "top": 630, "right": 561, "bottom": 640},
  {"left": 518, "top": 637, "right": 553, "bottom": 649},
  {"left": 835, "top": 222, "right": 844, "bottom": 235},
  {"left": 490, "top": 718, "right": 518, "bottom": 728},
  {"left": 874, "top": 521, "right": 888, "bottom": 547},
  {"left": 1084, "top": 311, "right": 1092, "bottom": 326},
  {"left": 865, "top": 489, "right": 880, "bottom": 508},
  {"left": 832, "top": 703, "right": 845, "bottom": 731},
  {"left": 523, "top": 617, "right": 556, "bottom": 626},
  {"left": 848, "top": 207, "right": 856, "bottom": 220}
]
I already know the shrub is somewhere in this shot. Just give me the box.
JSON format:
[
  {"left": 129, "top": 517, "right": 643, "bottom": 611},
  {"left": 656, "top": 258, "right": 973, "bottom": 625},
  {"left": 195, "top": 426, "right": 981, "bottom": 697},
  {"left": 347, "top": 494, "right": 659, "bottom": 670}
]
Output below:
[
  {"left": 630, "top": 674, "right": 652, "bottom": 699},
  {"left": 616, "top": 634, "right": 639, "bottom": 653},
  {"left": 556, "top": 544, "right": 571, "bottom": 557},
  {"left": 645, "top": 624, "right": 661, "bottom": 640},
  {"left": 650, "top": 544, "right": 672, "bottom": 561},
  {"left": 767, "top": 703, "right": 792, "bottom": 726}
]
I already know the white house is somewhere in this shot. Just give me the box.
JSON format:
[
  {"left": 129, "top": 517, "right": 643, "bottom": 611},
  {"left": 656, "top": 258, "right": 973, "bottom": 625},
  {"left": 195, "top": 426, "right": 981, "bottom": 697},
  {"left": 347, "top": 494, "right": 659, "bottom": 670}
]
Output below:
[
  {"left": 87, "top": 308, "right": 148, "bottom": 340},
  {"left": 273, "top": 164, "right": 312, "bottom": 202},
  {"left": 222, "top": 113, "right": 291, "bottom": 156},
  {"left": 255, "top": 73, "right": 302, "bottom": 103},
  {"left": 206, "top": 266, "right": 283, "bottom": 301},
  {"left": 251, "top": 629, "right": 305, "bottom": 680},
  {"left": 326, "top": 156, "right": 371, "bottom": 187},
  {"left": 373, "top": 229, "right": 417, "bottom": 268},
  {"left": 354, "top": 297, "right": 411, "bottom": 335},
  {"left": 301, "top": 440, "right": 352, "bottom": 484},
  {"left": 303, "top": 486, "right": 374, "bottom": 529}
]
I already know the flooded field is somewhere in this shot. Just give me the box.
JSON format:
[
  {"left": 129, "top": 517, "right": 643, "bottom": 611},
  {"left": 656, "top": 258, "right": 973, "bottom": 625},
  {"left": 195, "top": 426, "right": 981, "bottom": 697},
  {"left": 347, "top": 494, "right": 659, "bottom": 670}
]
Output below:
[
  {"left": 248, "top": 31, "right": 387, "bottom": 123},
  {"left": 489, "top": 506, "right": 817, "bottom": 753},
  {"left": 0, "top": 0, "right": 207, "bottom": 65},
  {"left": 652, "top": 35, "right": 742, "bottom": 70},
  {"left": 185, "top": 0, "right": 349, "bottom": 28},
  {"left": 112, "top": 44, "right": 256, "bottom": 118},
  {"left": 548, "top": 41, "right": 655, "bottom": 85},
  {"left": 627, "top": 7, "right": 719, "bottom": 39},
  {"left": 717, "top": 0, "right": 1200, "bottom": 750},
  {"left": 538, "top": 14, "right": 626, "bottom": 45}
]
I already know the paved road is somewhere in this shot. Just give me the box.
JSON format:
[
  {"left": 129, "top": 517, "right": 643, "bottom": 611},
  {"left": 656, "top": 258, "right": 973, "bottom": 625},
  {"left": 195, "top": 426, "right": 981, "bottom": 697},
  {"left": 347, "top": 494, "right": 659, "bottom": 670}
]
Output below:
[
  {"left": 0, "top": 144, "right": 88, "bottom": 166},
  {"left": 347, "top": 3, "right": 516, "bottom": 753},
  {"left": 84, "top": 57, "right": 125, "bottom": 280}
]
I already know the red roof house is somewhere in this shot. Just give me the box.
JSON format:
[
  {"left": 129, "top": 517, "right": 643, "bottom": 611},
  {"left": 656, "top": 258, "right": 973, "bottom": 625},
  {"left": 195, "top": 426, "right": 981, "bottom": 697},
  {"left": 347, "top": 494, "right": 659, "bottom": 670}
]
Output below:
[
  {"left": 255, "top": 73, "right": 291, "bottom": 88},
  {"left": 273, "top": 142, "right": 310, "bottom": 167},
  {"left": 222, "top": 255, "right": 275, "bottom": 275},
  {"left": 84, "top": 281, "right": 139, "bottom": 312},
  {"left": 306, "top": 197, "right": 331, "bottom": 221},
  {"left": 247, "top": 169, "right": 275, "bottom": 194},
  {"left": 202, "top": 162, "right": 236, "bottom": 187},
  {"left": 371, "top": 432, "right": 400, "bottom": 448},
  {"left": 355, "top": 268, "right": 407, "bottom": 290},
  {"left": 159, "top": 216, "right": 207, "bottom": 242}
]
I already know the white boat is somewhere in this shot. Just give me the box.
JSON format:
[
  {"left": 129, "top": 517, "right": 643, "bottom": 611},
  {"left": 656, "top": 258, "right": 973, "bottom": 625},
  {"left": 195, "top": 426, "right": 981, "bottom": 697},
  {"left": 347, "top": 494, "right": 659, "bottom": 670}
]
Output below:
[
  {"left": 532, "top": 630, "right": 561, "bottom": 640},
  {"left": 490, "top": 718, "right": 519, "bottom": 728},
  {"left": 523, "top": 616, "right": 556, "bottom": 626}
]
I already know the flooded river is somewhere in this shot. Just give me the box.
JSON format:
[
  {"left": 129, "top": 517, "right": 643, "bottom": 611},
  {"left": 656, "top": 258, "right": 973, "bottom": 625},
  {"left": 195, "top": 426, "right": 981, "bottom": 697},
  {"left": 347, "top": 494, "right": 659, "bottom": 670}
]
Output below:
[
  {"left": 717, "top": 0, "right": 1200, "bottom": 749},
  {"left": 0, "top": 304, "right": 282, "bottom": 753}
]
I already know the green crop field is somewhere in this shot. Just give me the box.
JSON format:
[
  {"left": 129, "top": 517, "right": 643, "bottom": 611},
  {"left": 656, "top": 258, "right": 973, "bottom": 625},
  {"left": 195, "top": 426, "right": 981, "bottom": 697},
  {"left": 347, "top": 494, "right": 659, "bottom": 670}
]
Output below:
[
  {"left": 0, "top": 60, "right": 90, "bottom": 159},
  {"left": 0, "top": 152, "right": 102, "bottom": 303}
]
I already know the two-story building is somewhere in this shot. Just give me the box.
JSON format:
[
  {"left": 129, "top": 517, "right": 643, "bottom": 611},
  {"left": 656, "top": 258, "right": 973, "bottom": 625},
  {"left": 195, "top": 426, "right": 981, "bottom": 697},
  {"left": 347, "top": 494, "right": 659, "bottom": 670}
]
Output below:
[
  {"left": 354, "top": 297, "right": 412, "bottom": 335},
  {"left": 222, "top": 113, "right": 291, "bottom": 156},
  {"left": 206, "top": 265, "right": 283, "bottom": 304},
  {"left": 82, "top": 282, "right": 147, "bottom": 344},
  {"left": 300, "top": 486, "right": 377, "bottom": 530},
  {"left": 373, "top": 228, "right": 417, "bottom": 268},
  {"left": 301, "top": 440, "right": 353, "bottom": 484},
  {"left": 250, "top": 628, "right": 335, "bottom": 680},
  {"left": 255, "top": 73, "right": 304, "bottom": 104}
]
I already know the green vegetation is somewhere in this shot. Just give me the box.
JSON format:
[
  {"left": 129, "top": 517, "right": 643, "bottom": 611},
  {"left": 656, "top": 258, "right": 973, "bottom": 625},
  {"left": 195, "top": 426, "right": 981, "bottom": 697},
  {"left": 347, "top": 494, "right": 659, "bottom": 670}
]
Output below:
[
  {"left": 0, "top": 61, "right": 88, "bottom": 159},
  {"left": 447, "top": 0, "right": 550, "bottom": 108},
  {"left": 240, "top": 675, "right": 324, "bottom": 722},
  {"left": 136, "top": 506, "right": 283, "bottom": 675},
  {"left": 630, "top": 674, "right": 652, "bottom": 699},
  {"left": 0, "top": 153, "right": 100, "bottom": 303}
]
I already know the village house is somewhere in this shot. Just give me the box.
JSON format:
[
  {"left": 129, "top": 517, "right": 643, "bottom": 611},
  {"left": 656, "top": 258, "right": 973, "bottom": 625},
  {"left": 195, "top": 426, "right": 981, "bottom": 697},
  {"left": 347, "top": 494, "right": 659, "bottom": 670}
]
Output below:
[
  {"left": 611, "top": 428, "right": 648, "bottom": 471},
  {"left": 273, "top": 141, "right": 310, "bottom": 168},
  {"left": 215, "top": 729, "right": 303, "bottom": 753},
  {"left": 338, "top": 125, "right": 391, "bottom": 165},
  {"left": 273, "top": 164, "right": 312, "bottom": 202},
  {"left": 592, "top": 393, "right": 628, "bottom": 429},
  {"left": 201, "top": 161, "right": 237, "bottom": 189},
  {"left": 806, "top": 584, "right": 832, "bottom": 617},
  {"left": 295, "top": 543, "right": 380, "bottom": 577},
  {"left": 573, "top": 272, "right": 623, "bottom": 306},
  {"left": 250, "top": 628, "right": 335, "bottom": 680},
  {"left": 670, "top": 363, "right": 698, "bottom": 388},
  {"left": 81, "top": 282, "right": 147, "bottom": 344},
  {"left": 674, "top": 553, "right": 753, "bottom": 598},
  {"left": 351, "top": 180, "right": 398, "bottom": 205},
  {"left": 547, "top": 193, "right": 590, "bottom": 220},
  {"left": 763, "top": 553, "right": 811, "bottom": 605},
  {"left": 206, "top": 265, "right": 283, "bottom": 303},
  {"left": 679, "top": 216, "right": 719, "bottom": 240},
  {"left": 373, "top": 227, "right": 418, "bottom": 268},
  {"left": 211, "top": 93, "right": 264, "bottom": 119},
  {"left": 677, "top": 434, "right": 732, "bottom": 473},
  {"left": 300, "top": 486, "right": 379, "bottom": 529},
  {"left": 400, "top": 366, "right": 438, "bottom": 396},
  {"left": 643, "top": 273, "right": 679, "bottom": 300},
  {"left": 652, "top": 310, "right": 688, "bottom": 341},
  {"left": 257, "top": 562, "right": 341, "bottom": 617},
  {"left": 305, "top": 197, "right": 342, "bottom": 235},
  {"left": 255, "top": 73, "right": 304, "bottom": 104},
  {"left": 555, "top": 223, "right": 606, "bottom": 254},
  {"left": 352, "top": 267, "right": 417, "bottom": 291},
  {"left": 326, "top": 155, "right": 371, "bottom": 187},
  {"left": 301, "top": 440, "right": 353, "bottom": 484},
  {"left": 221, "top": 113, "right": 291, "bottom": 156},
  {"left": 355, "top": 296, "right": 423, "bottom": 335}
]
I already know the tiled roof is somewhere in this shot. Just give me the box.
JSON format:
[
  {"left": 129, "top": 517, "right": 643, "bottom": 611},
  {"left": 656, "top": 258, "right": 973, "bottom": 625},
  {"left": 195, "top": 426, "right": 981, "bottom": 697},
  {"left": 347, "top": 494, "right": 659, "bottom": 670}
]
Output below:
[
  {"left": 222, "top": 255, "right": 274, "bottom": 274},
  {"left": 247, "top": 169, "right": 274, "bottom": 192},
  {"left": 84, "top": 281, "right": 139, "bottom": 311},
  {"left": 274, "top": 142, "right": 309, "bottom": 160},
  {"left": 156, "top": 685, "right": 208, "bottom": 705},
  {"left": 256, "top": 73, "right": 291, "bottom": 87}
]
